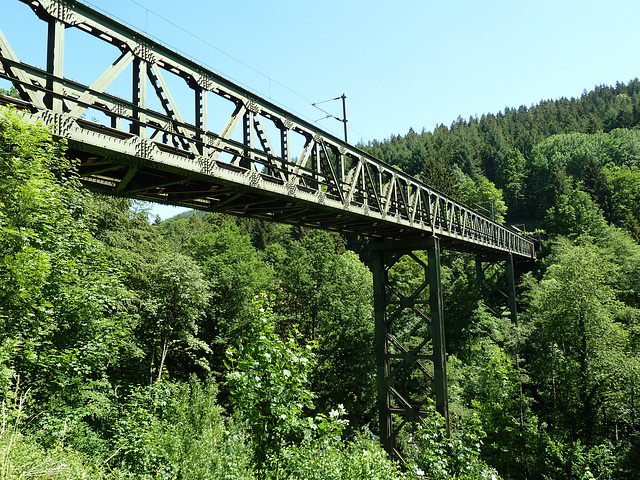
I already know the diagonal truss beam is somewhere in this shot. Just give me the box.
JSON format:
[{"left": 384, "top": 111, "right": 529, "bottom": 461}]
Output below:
[
  {"left": 69, "top": 51, "right": 134, "bottom": 118},
  {"left": 147, "top": 63, "right": 191, "bottom": 151},
  {"left": 0, "top": 0, "right": 536, "bottom": 260},
  {"left": 0, "top": 27, "right": 45, "bottom": 108}
]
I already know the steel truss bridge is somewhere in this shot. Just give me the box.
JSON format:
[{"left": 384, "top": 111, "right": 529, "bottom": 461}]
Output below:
[{"left": 0, "top": 0, "right": 536, "bottom": 461}]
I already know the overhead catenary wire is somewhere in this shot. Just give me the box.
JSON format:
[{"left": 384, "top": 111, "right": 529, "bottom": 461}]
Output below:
[{"left": 78, "top": 0, "right": 370, "bottom": 144}]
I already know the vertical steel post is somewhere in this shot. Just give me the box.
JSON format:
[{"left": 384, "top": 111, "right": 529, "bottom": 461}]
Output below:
[
  {"left": 428, "top": 238, "right": 449, "bottom": 436},
  {"left": 195, "top": 87, "right": 207, "bottom": 156},
  {"left": 314, "top": 142, "right": 321, "bottom": 190},
  {"left": 241, "top": 110, "right": 252, "bottom": 169},
  {"left": 372, "top": 247, "right": 393, "bottom": 455},
  {"left": 505, "top": 254, "right": 518, "bottom": 324},
  {"left": 475, "top": 257, "right": 485, "bottom": 292},
  {"left": 46, "top": 18, "right": 64, "bottom": 112},
  {"left": 132, "top": 58, "right": 147, "bottom": 137},
  {"left": 281, "top": 128, "right": 289, "bottom": 163}
]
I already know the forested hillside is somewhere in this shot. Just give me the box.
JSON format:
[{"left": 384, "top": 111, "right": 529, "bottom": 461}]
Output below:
[
  {"left": 1, "top": 79, "right": 640, "bottom": 479},
  {"left": 363, "top": 80, "right": 640, "bottom": 240}
]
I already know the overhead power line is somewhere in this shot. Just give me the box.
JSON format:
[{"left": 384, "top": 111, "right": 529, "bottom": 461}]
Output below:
[{"left": 78, "top": 0, "right": 370, "bottom": 143}]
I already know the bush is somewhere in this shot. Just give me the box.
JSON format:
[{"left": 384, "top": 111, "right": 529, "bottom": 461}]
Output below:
[
  {"left": 112, "top": 377, "right": 254, "bottom": 479},
  {"left": 264, "top": 435, "right": 403, "bottom": 480},
  {"left": 1, "top": 387, "right": 111, "bottom": 479},
  {"left": 401, "top": 405, "right": 500, "bottom": 480},
  {"left": 226, "top": 294, "right": 348, "bottom": 466}
]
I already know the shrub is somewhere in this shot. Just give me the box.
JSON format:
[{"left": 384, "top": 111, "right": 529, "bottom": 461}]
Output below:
[
  {"left": 112, "top": 377, "right": 254, "bottom": 479},
  {"left": 1, "top": 386, "right": 111, "bottom": 479},
  {"left": 226, "top": 294, "right": 348, "bottom": 466},
  {"left": 265, "top": 435, "right": 403, "bottom": 480},
  {"left": 401, "top": 405, "right": 500, "bottom": 480}
]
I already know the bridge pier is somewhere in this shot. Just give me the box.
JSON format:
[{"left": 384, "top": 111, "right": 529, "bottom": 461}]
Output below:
[
  {"left": 372, "top": 237, "right": 449, "bottom": 461},
  {"left": 475, "top": 254, "right": 518, "bottom": 323}
]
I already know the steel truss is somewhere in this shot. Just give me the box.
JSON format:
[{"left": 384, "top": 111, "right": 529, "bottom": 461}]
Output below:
[
  {"left": 0, "top": 0, "right": 535, "bottom": 256},
  {"left": 372, "top": 238, "right": 448, "bottom": 461}
]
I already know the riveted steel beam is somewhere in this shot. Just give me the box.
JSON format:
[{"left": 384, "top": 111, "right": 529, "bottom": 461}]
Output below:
[
  {"left": 372, "top": 238, "right": 449, "bottom": 461},
  {"left": 45, "top": 15, "right": 64, "bottom": 112},
  {"left": 0, "top": 0, "right": 536, "bottom": 258}
]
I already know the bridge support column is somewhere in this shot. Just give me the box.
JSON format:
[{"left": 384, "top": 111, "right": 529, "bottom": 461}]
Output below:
[
  {"left": 475, "top": 254, "right": 517, "bottom": 323},
  {"left": 132, "top": 58, "right": 147, "bottom": 137},
  {"left": 372, "top": 237, "right": 449, "bottom": 461}
]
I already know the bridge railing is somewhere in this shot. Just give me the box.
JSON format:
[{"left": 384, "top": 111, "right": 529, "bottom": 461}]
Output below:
[{"left": 0, "top": 0, "right": 535, "bottom": 259}]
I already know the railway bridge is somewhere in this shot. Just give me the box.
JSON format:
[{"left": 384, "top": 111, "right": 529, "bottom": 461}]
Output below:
[{"left": 0, "top": 0, "right": 536, "bottom": 460}]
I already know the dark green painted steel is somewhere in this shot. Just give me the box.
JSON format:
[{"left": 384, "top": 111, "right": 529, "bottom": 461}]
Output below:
[
  {"left": 506, "top": 255, "right": 518, "bottom": 324},
  {"left": 372, "top": 238, "right": 449, "bottom": 460},
  {"left": 372, "top": 248, "right": 393, "bottom": 456},
  {"left": 0, "top": 0, "right": 536, "bottom": 259},
  {"left": 428, "top": 239, "right": 449, "bottom": 437}
]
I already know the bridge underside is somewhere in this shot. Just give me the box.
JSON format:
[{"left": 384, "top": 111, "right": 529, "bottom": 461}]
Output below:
[
  {"left": 69, "top": 133, "right": 441, "bottom": 242},
  {"left": 45, "top": 118, "right": 523, "bottom": 256},
  {"left": 75, "top": 155, "right": 494, "bottom": 254}
]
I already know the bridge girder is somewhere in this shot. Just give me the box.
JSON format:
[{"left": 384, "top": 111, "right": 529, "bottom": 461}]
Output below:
[{"left": 0, "top": 0, "right": 535, "bottom": 257}]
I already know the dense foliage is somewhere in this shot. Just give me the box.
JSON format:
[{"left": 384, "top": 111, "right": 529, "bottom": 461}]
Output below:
[
  {"left": 2, "top": 78, "right": 640, "bottom": 479},
  {"left": 363, "top": 79, "right": 640, "bottom": 239}
]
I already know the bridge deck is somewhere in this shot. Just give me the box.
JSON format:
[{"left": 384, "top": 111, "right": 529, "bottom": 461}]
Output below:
[{"left": 0, "top": 0, "right": 535, "bottom": 259}]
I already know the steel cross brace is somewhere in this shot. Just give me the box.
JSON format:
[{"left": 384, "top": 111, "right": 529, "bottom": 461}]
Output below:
[
  {"left": 475, "top": 254, "right": 518, "bottom": 323},
  {"left": 372, "top": 237, "right": 449, "bottom": 462}
]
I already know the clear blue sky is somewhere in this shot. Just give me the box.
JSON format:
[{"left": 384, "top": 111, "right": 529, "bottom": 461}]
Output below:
[{"left": 3, "top": 0, "right": 640, "bottom": 218}]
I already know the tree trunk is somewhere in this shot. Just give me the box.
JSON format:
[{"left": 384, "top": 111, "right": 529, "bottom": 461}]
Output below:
[{"left": 157, "top": 336, "right": 170, "bottom": 382}]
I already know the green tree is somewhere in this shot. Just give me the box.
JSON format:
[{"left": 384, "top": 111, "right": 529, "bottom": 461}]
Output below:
[
  {"left": 524, "top": 239, "right": 631, "bottom": 440},
  {"left": 144, "top": 252, "right": 210, "bottom": 382},
  {"left": 186, "top": 218, "right": 272, "bottom": 378},
  {"left": 495, "top": 148, "right": 526, "bottom": 211},
  {"left": 545, "top": 189, "right": 607, "bottom": 239},
  {"left": 420, "top": 154, "right": 461, "bottom": 197},
  {"left": 458, "top": 174, "right": 508, "bottom": 223},
  {"left": 0, "top": 86, "right": 19, "bottom": 98},
  {"left": 582, "top": 156, "right": 613, "bottom": 219},
  {"left": 268, "top": 230, "right": 375, "bottom": 424},
  {"left": 226, "top": 295, "right": 347, "bottom": 467},
  {"left": 602, "top": 163, "right": 640, "bottom": 233},
  {"left": 452, "top": 305, "right": 538, "bottom": 479},
  {"left": 0, "top": 106, "right": 134, "bottom": 455}
]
